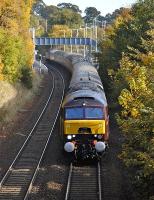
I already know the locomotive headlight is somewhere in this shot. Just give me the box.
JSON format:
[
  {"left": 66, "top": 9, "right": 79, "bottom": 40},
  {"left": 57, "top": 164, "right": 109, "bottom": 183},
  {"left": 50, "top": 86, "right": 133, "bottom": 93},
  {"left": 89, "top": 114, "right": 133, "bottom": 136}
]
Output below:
[
  {"left": 64, "top": 142, "right": 75, "bottom": 152},
  {"left": 67, "top": 135, "right": 72, "bottom": 140},
  {"left": 94, "top": 135, "right": 97, "bottom": 138},
  {"left": 72, "top": 135, "right": 76, "bottom": 138}
]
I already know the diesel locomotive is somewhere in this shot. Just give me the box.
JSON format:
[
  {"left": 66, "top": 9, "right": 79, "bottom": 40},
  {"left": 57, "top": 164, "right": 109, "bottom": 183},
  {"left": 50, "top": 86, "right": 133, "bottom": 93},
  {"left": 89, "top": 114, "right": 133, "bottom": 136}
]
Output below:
[{"left": 46, "top": 50, "right": 109, "bottom": 160}]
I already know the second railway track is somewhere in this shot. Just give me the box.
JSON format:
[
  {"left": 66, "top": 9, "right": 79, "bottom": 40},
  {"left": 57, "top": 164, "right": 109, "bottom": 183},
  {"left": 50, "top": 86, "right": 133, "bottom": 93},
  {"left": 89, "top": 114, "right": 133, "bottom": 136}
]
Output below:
[
  {"left": 0, "top": 65, "right": 65, "bottom": 200},
  {"left": 65, "top": 162, "right": 102, "bottom": 200}
]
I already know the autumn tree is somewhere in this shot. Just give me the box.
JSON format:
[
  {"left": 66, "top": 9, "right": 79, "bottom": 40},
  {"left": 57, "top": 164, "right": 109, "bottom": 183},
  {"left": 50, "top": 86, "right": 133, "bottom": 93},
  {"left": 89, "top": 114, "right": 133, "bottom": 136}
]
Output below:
[
  {"left": 48, "top": 24, "right": 71, "bottom": 37},
  {"left": 0, "top": 0, "right": 34, "bottom": 87},
  {"left": 116, "top": 20, "right": 154, "bottom": 199},
  {"left": 98, "top": 7, "right": 132, "bottom": 93},
  {"left": 98, "top": 0, "right": 154, "bottom": 199}
]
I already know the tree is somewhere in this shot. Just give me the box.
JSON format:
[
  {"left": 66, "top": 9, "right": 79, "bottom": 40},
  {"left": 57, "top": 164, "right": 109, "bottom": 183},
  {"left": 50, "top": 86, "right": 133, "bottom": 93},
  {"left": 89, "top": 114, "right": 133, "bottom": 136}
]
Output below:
[
  {"left": 0, "top": 0, "right": 34, "bottom": 87},
  {"left": 57, "top": 3, "right": 82, "bottom": 13},
  {"left": 30, "top": 15, "right": 46, "bottom": 36},
  {"left": 98, "top": 7, "right": 132, "bottom": 93},
  {"left": 104, "top": 7, "right": 131, "bottom": 24},
  {"left": 48, "top": 25, "right": 71, "bottom": 37},
  {"left": 98, "top": 2, "right": 154, "bottom": 198},
  {"left": 32, "top": 0, "right": 46, "bottom": 16},
  {"left": 59, "top": 9, "right": 83, "bottom": 28},
  {"left": 116, "top": 21, "right": 154, "bottom": 199},
  {"left": 84, "top": 7, "right": 101, "bottom": 24}
]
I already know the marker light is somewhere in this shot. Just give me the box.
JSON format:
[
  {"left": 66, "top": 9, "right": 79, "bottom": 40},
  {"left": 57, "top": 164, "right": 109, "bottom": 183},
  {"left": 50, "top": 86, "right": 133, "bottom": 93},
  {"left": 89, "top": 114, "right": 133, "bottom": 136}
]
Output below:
[{"left": 67, "top": 135, "right": 72, "bottom": 140}]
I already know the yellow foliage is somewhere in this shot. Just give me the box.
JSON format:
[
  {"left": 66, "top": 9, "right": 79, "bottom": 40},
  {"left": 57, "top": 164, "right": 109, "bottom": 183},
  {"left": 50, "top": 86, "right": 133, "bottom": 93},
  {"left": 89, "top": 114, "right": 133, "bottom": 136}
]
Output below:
[
  {"left": 131, "top": 108, "right": 139, "bottom": 118},
  {"left": 49, "top": 25, "right": 71, "bottom": 37},
  {"left": 0, "top": 56, "right": 4, "bottom": 80},
  {"left": 0, "top": 1, "right": 18, "bottom": 34},
  {"left": 113, "top": 8, "right": 133, "bottom": 29},
  {"left": 0, "top": 0, "right": 34, "bottom": 83}
]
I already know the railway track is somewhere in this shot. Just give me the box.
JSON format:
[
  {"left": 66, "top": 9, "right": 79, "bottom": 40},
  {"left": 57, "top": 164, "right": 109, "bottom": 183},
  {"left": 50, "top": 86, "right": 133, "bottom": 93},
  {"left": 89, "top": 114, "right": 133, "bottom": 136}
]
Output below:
[
  {"left": 0, "top": 66, "right": 65, "bottom": 200},
  {"left": 65, "top": 162, "right": 102, "bottom": 200}
]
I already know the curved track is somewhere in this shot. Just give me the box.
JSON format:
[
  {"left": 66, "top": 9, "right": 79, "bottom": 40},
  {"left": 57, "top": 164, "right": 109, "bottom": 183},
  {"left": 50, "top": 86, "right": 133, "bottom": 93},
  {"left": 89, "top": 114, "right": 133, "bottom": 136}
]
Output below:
[
  {"left": 65, "top": 162, "right": 102, "bottom": 200},
  {"left": 0, "top": 66, "right": 65, "bottom": 200}
]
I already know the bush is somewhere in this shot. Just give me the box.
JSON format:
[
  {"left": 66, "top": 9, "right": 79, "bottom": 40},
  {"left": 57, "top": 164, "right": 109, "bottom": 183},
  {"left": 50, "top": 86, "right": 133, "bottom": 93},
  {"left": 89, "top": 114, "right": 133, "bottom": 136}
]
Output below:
[{"left": 20, "top": 67, "right": 33, "bottom": 89}]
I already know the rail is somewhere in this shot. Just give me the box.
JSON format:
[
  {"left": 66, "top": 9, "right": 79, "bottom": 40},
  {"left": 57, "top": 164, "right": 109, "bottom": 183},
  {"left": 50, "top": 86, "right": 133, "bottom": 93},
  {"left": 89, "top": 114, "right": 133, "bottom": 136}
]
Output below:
[
  {"left": 65, "top": 162, "right": 102, "bottom": 200},
  {"left": 0, "top": 64, "right": 65, "bottom": 200}
]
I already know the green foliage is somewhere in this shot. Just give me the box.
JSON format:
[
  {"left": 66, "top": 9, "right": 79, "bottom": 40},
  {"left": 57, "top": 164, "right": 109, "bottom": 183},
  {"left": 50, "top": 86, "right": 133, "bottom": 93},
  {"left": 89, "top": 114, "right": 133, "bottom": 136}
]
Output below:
[
  {"left": 0, "top": 0, "right": 34, "bottom": 86},
  {"left": 0, "top": 29, "right": 22, "bottom": 82},
  {"left": 84, "top": 7, "right": 101, "bottom": 24},
  {"left": 32, "top": 3, "right": 83, "bottom": 30},
  {"left": 32, "top": 0, "right": 46, "bottom": 16},
  {"left": 59, "top": 8, "right": 82, "bottom": 28},
  {"left": 57, "top": 3, "right": 81, "bottom": 13},
  {"left": 30, "top": 14, "right": 45, "bottom": 36},
  {"left": 20, "top": 67, "right": 33, "bottom": 89},
  {"left": 98, "top": 0, "right": 154, "bottom": 199},
  {"left": 48, "top": 25, "right": 71, "bottom": 37}
]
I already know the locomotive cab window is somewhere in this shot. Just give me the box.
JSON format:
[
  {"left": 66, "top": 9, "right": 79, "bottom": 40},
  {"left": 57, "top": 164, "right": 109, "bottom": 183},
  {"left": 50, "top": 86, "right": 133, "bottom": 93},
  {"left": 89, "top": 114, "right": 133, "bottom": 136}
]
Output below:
[
  {"left": 65, "top": 108, "right": 84, "bottom": 119},
  {"left": 85, "top": 107, "right": 104, "bottom": 119},
  {"left": 65, "top": 107, "right": 104, "bottom": 120}
]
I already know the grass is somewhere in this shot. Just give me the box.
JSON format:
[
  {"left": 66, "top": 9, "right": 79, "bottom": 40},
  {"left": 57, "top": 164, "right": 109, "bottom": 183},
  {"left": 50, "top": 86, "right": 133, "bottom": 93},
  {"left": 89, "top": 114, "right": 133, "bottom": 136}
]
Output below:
[{"left": 0, "top": 72, "right": 43, "bottom": 124}]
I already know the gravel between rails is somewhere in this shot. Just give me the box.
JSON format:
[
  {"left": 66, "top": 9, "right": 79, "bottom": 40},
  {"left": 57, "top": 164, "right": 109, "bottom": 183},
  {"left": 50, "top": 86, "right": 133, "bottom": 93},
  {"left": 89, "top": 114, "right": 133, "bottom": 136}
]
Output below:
[{"left": 65, "top": 162, "right": 102, "bottom": 200}]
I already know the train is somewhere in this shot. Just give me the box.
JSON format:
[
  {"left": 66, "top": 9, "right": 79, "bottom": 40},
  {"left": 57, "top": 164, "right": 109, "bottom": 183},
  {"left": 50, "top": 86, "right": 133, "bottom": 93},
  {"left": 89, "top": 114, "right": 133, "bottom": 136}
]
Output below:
[{"left": 46, "top": 50, "right": 109, "bottom": 160}]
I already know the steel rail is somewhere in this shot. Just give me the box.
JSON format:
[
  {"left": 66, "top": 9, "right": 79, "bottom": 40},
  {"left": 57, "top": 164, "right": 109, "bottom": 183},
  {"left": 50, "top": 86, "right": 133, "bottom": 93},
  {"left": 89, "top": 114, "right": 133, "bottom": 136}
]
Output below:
[
  {"left": 0, "top": 71, "right": 55, "bottom": 189},
  {"left": 98, "top": 162, "right": 102, "bottom": 200},
  {"left": 24, "top": 65, "right": 65, "bottom": 200},
  {"left": 65, "top": 162, "right": 102, "bottom": 200},
  {"left": 0, "top": 64, "right": 65, "bottom": 200},
  {"left": 65, "top": 163, "right": 73, "bottom": 200}
]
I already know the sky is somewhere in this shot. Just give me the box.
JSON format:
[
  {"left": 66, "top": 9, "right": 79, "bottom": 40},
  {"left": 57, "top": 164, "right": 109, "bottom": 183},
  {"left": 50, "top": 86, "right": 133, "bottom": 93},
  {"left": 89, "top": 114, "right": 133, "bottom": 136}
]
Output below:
[{"left": 43, "top": 0, "right": 136, "bottom": 16}]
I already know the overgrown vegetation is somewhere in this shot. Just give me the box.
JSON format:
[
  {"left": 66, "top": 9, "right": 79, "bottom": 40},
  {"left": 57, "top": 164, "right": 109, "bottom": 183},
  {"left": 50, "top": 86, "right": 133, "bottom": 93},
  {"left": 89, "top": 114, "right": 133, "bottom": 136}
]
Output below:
[
  {"left": 0, "top": 0, "right": 34, "bottom": 88},
  {"left": 98, "top": 0, "right": 154, "bottom": 199}
]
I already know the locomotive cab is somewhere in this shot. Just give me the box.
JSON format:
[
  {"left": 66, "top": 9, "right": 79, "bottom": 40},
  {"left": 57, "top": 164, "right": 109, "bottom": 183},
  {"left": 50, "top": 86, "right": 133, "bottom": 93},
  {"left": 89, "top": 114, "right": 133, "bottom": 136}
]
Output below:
[{"left": 63, "top": 98, "right": 109, "bottom": 160}]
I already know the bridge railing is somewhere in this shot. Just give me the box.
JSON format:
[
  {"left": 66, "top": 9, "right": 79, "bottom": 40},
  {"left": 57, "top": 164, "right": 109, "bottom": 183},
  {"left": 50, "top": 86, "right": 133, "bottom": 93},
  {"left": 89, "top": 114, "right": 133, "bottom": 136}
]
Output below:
[{"left": 35, "top": 37, "right": 96, "bottom": 47}]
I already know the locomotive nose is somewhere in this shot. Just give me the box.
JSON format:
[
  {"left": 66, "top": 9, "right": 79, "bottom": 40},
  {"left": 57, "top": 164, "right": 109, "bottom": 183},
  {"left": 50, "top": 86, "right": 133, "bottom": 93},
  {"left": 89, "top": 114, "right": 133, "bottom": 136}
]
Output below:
[
  {"left": 95, "top": 141, "right": 106, "bottom": 152},
  {"left": 64, "top": 142, "right": 75, "bottom": 152}
]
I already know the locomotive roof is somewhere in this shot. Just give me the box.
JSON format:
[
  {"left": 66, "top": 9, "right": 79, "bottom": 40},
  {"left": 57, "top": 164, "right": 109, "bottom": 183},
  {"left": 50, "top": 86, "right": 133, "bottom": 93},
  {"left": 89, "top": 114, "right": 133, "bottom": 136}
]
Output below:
[
  {"left": 62, "top": 89, "right": 107, "bottom": 107},
  {"left": 64, "top": 98, "right": 104, "bottom": 108}
]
